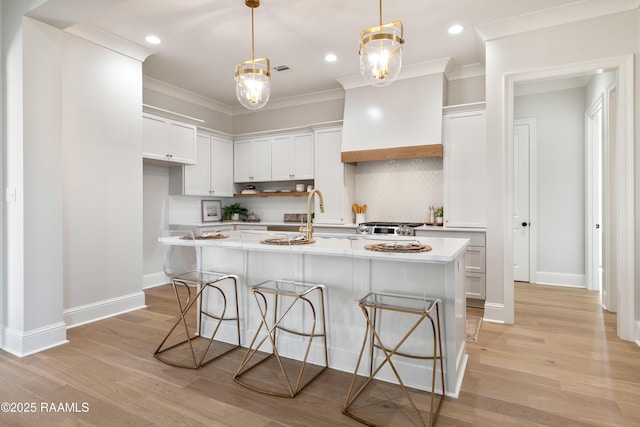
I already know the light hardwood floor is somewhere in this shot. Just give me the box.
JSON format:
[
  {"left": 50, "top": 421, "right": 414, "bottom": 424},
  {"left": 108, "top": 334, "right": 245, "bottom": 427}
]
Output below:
[{"left": 1, "top": 282, "right": 639, "bottom": 426}]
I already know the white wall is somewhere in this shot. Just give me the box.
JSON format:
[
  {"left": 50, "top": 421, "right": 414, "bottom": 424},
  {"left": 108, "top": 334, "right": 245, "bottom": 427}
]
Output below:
[
  {"left": 485, "top": 9, "right": 639, "bottom": 326},
  {"left": 232, "top": 98, "right": 344, "bottom": 135},
  {"left": 142, "top": 164, "right": 171, "bottom": 286},
  {"left": 515, "top": 88, "right": 586, "bottom": 285},
  {"left": 447, "top": 75, "right": 485, "bottom": 106},
  {"left": 143, "top": 87, "right": 233, "bottom": 134},
  {"left": 61, "top": 31, "right": 145, "bottom": 326},
  {"left": 3, "top": 14, "right": 67, "bottom": 356}
]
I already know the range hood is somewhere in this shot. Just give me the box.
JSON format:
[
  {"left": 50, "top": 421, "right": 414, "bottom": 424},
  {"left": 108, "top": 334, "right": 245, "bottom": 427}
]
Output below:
[{"left": 338, "top": 60, "right": 449, "bottom": 163}]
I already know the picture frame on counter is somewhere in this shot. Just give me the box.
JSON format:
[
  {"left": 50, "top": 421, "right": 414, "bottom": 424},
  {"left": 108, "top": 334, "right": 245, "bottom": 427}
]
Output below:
[{"left": 201, "top": 200, "right": 222, "bottom": 222}]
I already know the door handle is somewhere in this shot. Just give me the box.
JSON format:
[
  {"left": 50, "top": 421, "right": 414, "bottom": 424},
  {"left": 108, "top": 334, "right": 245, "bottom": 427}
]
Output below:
[
  {"left": 595, "top": 224, "right": 600, "bottom": 229},
  {"left": 522, "top": 222, "right": 529, "bottom": 227}
]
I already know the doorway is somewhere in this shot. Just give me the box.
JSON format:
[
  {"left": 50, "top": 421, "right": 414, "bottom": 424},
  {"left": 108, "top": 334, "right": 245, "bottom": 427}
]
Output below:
[
  {"left": 585, "top": 95, "right": 603, "bottom": 294},
  {"left": 503, "top": 55, "right": 635, "bottom": 341}
]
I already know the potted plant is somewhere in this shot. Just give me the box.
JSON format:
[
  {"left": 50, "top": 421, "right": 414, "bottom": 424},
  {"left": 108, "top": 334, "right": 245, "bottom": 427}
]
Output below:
[
  {"left": 222, "top": 203, "right": 248, "bottom": 221},
  {"left": 433, "top": 206, "right": 444, "bottom": 225}
]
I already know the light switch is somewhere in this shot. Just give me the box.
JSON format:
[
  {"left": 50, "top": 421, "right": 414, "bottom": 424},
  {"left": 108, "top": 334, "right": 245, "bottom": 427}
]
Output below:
[{"left": 6, "top": 187, "right": 16, "bottom": 202}]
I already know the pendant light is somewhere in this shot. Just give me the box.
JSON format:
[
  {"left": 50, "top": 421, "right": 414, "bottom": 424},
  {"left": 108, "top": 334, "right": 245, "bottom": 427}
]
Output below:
[
  {"left": 235, "top": 0, "right": 270, "bottom": 110},
  {"left": 359, "top": 0, "right": 404, "bottom": 86}
]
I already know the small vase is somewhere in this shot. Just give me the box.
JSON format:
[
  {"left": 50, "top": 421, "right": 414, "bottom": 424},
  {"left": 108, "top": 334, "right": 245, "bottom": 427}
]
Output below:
[
  {"left": 435, "top": 216, "right": 443, "bottom": 225},
  {"left": 231, "top": 213, "right": 240, "bottom": 221}
]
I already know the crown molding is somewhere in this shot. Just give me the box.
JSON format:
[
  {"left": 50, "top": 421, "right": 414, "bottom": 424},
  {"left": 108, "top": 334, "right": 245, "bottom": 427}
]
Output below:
[
  {"left": 143, "top": 77, "right": 234, "bottom": 115},
  {"left": 476, "top": 0, "right": 640, "bottom": 42},
  {"left": 448, "top": 63, "right": 486, "bottom": 81},
  {"left": 64, "top": 23, "right": 154, "bottom": 62}
]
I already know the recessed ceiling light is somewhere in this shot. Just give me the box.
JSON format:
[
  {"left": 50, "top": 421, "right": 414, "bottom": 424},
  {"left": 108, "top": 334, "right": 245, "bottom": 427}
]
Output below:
[
  {"left": 325, "top": 53, "right": 337, "bottom": 63},
  {"left": 145, "top": 35, "right": 161, "bottom": 45},
  {"left": 448, "top": 24, "right": 464, "bottom": 35}
]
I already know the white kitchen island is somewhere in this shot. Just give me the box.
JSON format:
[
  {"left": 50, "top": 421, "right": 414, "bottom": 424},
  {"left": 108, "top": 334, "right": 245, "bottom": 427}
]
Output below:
[{"left": 160, "top": 231, "right": 469, "bottom": 397}]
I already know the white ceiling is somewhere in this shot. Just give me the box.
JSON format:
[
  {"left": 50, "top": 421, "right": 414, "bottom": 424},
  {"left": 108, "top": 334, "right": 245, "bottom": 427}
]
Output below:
[{"left": 30, "top": 0, "right": 596, "bottom": 108}]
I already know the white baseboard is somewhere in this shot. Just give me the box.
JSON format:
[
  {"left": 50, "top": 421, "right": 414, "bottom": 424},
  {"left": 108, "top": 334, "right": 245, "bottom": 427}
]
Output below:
[
  {"left": 3, "top": 322, "right": 68, "bottom": 357},
  {"left": 535, "top": 271, "right": 585, "bottom": 288},
  {"left": 635, "top": 320, "right": 640, "bottom": 347},
  {"left": 64, "top": 292, "right": 146, "bottom": 328},
  {"left": 144, "top": 272, "right": 169, "bottom": 289},
  {"left": 483, "top": 302, "right": 505, "bottom": 323}
]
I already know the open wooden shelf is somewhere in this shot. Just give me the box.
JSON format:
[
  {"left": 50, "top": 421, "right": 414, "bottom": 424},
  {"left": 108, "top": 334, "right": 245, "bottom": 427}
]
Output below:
[{"left": 234, "top": 191, "right": 308, "bottom": 198}]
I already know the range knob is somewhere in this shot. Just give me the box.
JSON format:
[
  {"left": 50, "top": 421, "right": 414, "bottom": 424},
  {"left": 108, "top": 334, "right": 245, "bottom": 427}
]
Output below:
[
  {"left": 357, "top": 224, "right": 371, "bottom": 235},
  {"left": 396, "top": 225, "right": 412, "bottom": 236}
]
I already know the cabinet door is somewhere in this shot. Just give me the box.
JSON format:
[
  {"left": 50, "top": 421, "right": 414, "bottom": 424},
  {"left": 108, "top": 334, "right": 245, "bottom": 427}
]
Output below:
[
  {"left": 465, "top": 272, "right": 486, "bottom": 299},
  {"left": 251, "top": 137, "right": 272, "bottom": 182},
  {"left": 234, "top": 139, "right": 253, "bottom": 182},
  {"left": 183, "top": 133, "right": 212, "bottom": 196},
  {"left": 443, "top": 110, "right": 486, "bottom": 228},
  {"left": 271, "top": 135, "right": 293, "bottom": 180},
  {"left": 292, "top": 133, "right": 314, "bottom": 179},
  {"left": 211, "top": 136, "right": 234, "bottom": 196},
  {"left": 143, "top": 114, "right": 169, "bottom": 160},
  {"left": 168, "top": 121, "right": 197, "bottom": 164},
  {"left": 314, "top": 128, "right": 354, "bottom": 224}
]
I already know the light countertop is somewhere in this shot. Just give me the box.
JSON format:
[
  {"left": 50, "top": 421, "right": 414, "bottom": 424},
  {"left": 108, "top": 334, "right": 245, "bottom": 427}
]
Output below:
[{"left": 161, "top": 231, "right": 469, "bottom": 263}]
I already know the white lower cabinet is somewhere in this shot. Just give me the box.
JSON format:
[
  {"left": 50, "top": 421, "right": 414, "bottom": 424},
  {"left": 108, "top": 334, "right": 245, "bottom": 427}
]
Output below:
[
  {"left": 171, "top": 223, "right": 266, "bottom": 235},
  {"left": 415, "top": 229, "right": 486, "bottom": 302},
  {"left": 235, "top": 224, "right": 268, "bottom": 231}
]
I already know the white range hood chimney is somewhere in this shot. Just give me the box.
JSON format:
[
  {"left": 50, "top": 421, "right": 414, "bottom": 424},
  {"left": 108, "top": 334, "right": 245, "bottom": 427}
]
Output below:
[{"left": 338, "top": 58, "right": 451, "bottom": 163}]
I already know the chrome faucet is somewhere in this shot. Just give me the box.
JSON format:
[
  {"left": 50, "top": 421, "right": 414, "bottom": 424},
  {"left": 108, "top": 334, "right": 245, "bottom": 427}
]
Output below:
[{"left": 300, "top": 189, "right": 324, "bottom": 240}]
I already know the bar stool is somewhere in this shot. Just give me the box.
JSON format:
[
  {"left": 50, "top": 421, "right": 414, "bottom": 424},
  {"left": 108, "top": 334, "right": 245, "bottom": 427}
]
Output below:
[
  {"left": 154, "top": 230, "right": 241, "bottom": 369},
  {"left": 343, "top": 292, "right": 445, "bottom": 427},
  {"left": 233, "top": 277, "right": 328, "bottom": 397}
]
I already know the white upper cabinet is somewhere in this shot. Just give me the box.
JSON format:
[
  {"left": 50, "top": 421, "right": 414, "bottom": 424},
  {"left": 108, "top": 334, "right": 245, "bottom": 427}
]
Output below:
[
  {"left": 271, "top": 133, "right": 314, "bottom": 181},
  {"left": 143, "top": 112, "right": 197, "bottom": 164},
  {"left": 233, "top": 137, "right": 271, "bottom": 182},
  {"left": 443, "top": 108, "right": 486, "bottom": 228},
  {"left": 314, "top": 127, "right": 355, "bottom": 225},
  {"left": 178, "top": 132, "right": 234, "bottom": 196}
]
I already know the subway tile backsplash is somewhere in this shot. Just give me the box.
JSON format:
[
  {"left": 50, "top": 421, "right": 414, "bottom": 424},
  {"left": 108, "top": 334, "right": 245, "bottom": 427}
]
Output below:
[{"left": 354, "top": 157, "right": 443, "bottom": 223}]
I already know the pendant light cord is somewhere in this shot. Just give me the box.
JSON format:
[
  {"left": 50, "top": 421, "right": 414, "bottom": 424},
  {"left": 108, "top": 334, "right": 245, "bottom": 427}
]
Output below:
[
  {"left": 251, "top": 7, "right": 255, "bottom": 63},
  {"left": 379, "top": 0, "right": 382, "bottom": 26}
]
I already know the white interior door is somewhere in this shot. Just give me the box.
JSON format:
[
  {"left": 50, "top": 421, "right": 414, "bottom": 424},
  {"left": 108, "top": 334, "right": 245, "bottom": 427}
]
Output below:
[
  {"left": 513, "top": 120, "right": 533, "bottom": 282},
  {"left": 586, "top": 98, "right": 603, "bottom": 293}
]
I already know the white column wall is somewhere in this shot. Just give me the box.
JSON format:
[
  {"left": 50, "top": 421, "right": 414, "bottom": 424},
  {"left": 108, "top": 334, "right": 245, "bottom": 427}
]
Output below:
[
  {"left": 3, "top": 6, "right": 147, "bottom": 354},
  {"left": 3, "top": 16, "right": 66, "bottom": 356},
  {"left": 484, "top": 10, "right": 638, "bottom": 325},
  {"left": 61, "top": 31, "right": 145, "bottom": 325}
]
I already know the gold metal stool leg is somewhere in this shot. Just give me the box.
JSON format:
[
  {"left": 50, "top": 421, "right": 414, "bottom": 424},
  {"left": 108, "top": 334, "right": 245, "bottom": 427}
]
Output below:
[
  {"left": 343, "top": 293, "right": 445, "bottom": 426},
  {"left": 233, "top": 281, "right": 328, "bottom": 397},
  {"left": 154, "top": 275, "right": 241, "bottom": 369}
]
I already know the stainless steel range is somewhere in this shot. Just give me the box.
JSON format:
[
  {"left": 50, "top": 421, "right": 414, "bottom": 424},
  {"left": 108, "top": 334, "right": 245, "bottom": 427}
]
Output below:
[{"left": 356, "top": 222, "right": 423, "bottom": 236}]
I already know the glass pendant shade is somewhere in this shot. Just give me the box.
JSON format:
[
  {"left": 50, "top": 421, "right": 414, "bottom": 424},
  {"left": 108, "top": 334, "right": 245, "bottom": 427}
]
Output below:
[
  {"left": 359, "top": 21, "right": 404, "bottom": 87},
  {"left": 235, "top": 0, "right": 271, "bottom": 110},
  {"left": 235, "top": 57, "right": 271, "bottom": 110}
]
